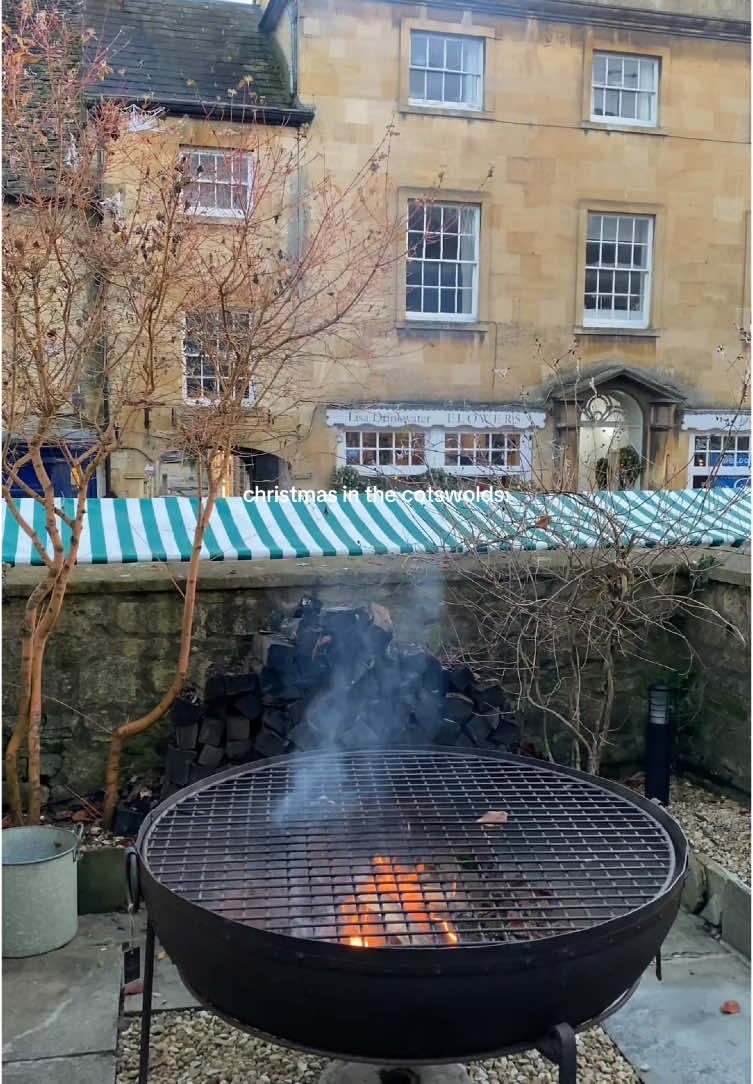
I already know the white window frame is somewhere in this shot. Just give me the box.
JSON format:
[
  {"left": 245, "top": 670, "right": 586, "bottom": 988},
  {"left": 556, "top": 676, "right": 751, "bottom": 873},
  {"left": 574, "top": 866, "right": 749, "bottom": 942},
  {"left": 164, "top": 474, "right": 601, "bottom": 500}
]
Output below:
[
  {"left": 408, "top": 30, "right": 484, "bottom": 111},
  {"left": 687, "top": 430, "right": 751, "bottom": 490},
  {"left": 335, "top": 425, "right": 533, "bottom": 480},
  {"left": 344, "top": 430, "right": 426, "bottom": 475},
  {"left": 584, "top": 212, "right": 654, "bottom": 329},
  {"left": 443, "top": 431, "right": 525, "bottom": 475},
  {"left": 180, "top": 147, "right": 254, "bottom": 219},
  {"left": 182, "top": 312, "right": 255, "bottom": 407},
  {"left": 406, "top": 200, "right": 480, "bottom": 323},
  {"left": 591, "top": 52, "right": 659, "bottom": 128}
]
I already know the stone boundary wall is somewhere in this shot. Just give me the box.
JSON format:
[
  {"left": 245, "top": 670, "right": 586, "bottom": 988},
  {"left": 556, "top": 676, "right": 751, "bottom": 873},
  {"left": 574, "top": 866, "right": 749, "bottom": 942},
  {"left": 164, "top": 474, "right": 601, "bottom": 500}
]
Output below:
[{"left": 2, "top": 546, "right": 749, "bottom": 800}]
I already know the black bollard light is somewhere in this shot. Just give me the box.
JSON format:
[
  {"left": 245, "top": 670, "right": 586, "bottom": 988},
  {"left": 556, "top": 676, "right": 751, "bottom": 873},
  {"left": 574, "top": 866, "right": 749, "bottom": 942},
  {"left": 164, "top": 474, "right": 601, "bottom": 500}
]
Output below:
[{"left": 645, "top": 684, "right": 673, "bottom": 806}]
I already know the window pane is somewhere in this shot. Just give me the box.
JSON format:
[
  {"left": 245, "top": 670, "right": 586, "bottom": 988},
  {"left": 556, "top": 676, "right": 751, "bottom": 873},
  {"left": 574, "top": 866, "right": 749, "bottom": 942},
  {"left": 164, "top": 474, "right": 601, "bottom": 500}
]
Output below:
[
  {"left": 467, "top": 39, "right": 483, "bottom": 75},
  {"left": 411, "top": 32, "right": 427, "bottom": 66},
  {"left": 379, "top": 449, "right": 392, "bottom": 465},
  {"left": 457, "top": 288, "right": 473, "bottom": 313},
  {"left": 460, "top": 206, "right": 477, "bottom": 234},
  {"left": 346, "top": 432, "right": 360, "bottom": 447},
  {"left": 602, "top": 217, "right": 618, "bottom": 241},
  {"left": 442, "top": 233, "right": 458, "bottom": 260},
  {"left": 634, "top": 218, "right": 649, "bottom": 242},
  {"left": 424, "top": 262, "right": 439, "bottom": 286},
  {"left": 443, "top": 207, "right": 459, "bottom": 233},
  {"left": 622, "top": 59, "right": 638, "bottom": 86},
  {"left": 428, "top": 36, "right": 444, "bottom": 67},
  {"left": 586, "top": 241, "right": 600, "bottom": 264},
  {"left": 406, "top": 286, "right": 421, "bottom": 311},
  {"left": 427, "top": 205, "right": 442, "bottom": 232},
  {"left": 585, "top": 270, "right": 597, "bottom": 292},
  {"left": 621, "top": 91, "right": 636, "bottom": 117},
  {"left": 614, "top": 271, "right": 630, "bottom": 292},
  {"left": 639, "top": 60, "right": 656, "bottom": 90},
  {"left": 605, "top": 89, "right": 619, "bottom": 115},
  {"left": 593, "top": 55, "right": 606, "bottom": 83},
  {"left": 738, "top": 436, "right": 750, "bottom": 451},
  {"left": 440, "top": 288, "right": 456, "bottom": 313},
  {"left": 426, "top": 71, "right": 443, "bottom": 99},
  {"left": 423, "top": 288, "right": 439, "bottom": 312},
  {"left": 445, "top": 39, "right": 462, "bottom": 71},
  {"left": 440, "top": 263, "right": 457, "bottom": 286},
  {"left": 409, "top": 69, "right": 426, "bottom": 98},
  {"left": 362, "top": 432, "right": 376, "bottom": 448},
  {"left": 637, "top": 92, "right": 652, "bottom": 121},
  {"left": 618, "top": 218, "right": 634, "bottom": 242},
  {"left": 587, "top": 214, "right": 601, "bottom": 240},
  {"left": 445, "top": 73, "right": 462, "bottom": 100},
  {"left": 406, "top": 260, "right": 422, "bottom": 285},
  {"left": 463, "top": 74, "right": 480, "bottom": 106},
  {"left": 601, "top": 243, "right": 616, "bottom": 264},
  {"left": 593, "top": 88, "right": 604, "bottom": 115},
  {"left": 408, "top": 200, "right": 424, "bottom": 230},
  {"left": 607, "top": 58, "right": 622, "bottom": 85}
]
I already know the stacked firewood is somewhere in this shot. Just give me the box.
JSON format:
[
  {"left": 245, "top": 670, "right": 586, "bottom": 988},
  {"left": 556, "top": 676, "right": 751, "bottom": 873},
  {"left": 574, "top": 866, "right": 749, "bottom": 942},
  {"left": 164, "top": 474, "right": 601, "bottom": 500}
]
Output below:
[{"left": 164, "top": 596, "right": 521, "bottom": 792}]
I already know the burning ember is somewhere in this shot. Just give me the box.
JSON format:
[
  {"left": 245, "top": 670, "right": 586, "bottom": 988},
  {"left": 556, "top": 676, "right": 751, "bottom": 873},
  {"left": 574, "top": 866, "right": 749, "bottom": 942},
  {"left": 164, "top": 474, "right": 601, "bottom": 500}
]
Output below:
[{"left": 340, "top": 855, "right": 459, "bottom": 947}]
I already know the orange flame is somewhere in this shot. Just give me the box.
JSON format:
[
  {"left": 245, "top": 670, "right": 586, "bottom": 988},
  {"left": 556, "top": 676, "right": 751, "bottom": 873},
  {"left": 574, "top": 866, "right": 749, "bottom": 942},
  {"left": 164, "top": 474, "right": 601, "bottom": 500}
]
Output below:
[{"left": 341, "top": 855, "right": 458, "bottom": 948}]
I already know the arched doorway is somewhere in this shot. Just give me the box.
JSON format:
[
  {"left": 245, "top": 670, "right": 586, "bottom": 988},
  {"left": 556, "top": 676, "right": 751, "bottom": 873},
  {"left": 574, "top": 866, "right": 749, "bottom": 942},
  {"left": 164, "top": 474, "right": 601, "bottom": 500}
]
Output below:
[{"left": 577, "top": 391, "right": 644, "bottom": 491}]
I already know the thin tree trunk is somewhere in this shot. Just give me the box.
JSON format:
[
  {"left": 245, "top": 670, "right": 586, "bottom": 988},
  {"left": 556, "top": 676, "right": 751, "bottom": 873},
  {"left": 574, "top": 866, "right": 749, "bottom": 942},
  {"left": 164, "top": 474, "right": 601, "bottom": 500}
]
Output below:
[
  {"left": 5, "top": 579, "right": 53, "bottom": 824},
  {"left": 101, "top": 487, "right": 218, "bottom": 827}
]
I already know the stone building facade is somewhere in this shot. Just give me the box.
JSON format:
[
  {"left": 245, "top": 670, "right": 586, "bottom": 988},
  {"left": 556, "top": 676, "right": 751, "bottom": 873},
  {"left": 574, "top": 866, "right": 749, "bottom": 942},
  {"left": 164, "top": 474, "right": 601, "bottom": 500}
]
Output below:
[{"left": 86, "top": 0, "right": 750, "bottom": 495}]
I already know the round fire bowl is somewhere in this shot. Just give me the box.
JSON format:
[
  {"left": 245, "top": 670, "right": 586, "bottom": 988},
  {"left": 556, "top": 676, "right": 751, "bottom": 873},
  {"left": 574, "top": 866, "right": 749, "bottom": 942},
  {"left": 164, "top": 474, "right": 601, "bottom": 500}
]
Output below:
[{"left": 136, "top": 749, "right": 687, "bottom": 1063}]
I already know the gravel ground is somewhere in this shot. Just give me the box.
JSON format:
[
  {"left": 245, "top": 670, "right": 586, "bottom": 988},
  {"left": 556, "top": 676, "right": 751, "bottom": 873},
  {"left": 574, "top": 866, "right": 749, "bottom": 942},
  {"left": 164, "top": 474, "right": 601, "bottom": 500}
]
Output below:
[
  {"left": 116, "top": 1011, "right": 639, "bottom": 1084},
  {"left": 668, "top": 779, "right": 750, "bottom": 885},
  {"left": 623, "top": 774, "right": 750, "bottom": 885}
]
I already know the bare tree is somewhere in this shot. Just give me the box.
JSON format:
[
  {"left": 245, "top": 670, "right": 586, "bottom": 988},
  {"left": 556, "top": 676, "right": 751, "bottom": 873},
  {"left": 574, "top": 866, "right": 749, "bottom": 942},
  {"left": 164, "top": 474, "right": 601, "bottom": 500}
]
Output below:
[{"left": 3, "top": 2, "right": 401, "bottom": 824}]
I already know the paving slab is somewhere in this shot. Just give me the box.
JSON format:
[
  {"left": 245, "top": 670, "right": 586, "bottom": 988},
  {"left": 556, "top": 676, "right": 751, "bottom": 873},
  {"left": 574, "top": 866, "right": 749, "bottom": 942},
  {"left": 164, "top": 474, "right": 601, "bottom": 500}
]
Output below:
[
  {"left": 2, "top": 914, "right": 125, "bottom": 1063},
  {"left": 605, "top": 913, "right": 750, "bottom": 1084},
  {"left": 2, "top": 1052, "right": 115, "bottom": 1084}
]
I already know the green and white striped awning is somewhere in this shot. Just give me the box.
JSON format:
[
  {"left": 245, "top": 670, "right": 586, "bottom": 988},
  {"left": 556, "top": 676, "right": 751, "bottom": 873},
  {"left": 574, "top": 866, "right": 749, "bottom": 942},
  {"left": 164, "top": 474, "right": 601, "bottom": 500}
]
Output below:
[{"left": 2, "top": 490, "right": 750, "bottom": 566}]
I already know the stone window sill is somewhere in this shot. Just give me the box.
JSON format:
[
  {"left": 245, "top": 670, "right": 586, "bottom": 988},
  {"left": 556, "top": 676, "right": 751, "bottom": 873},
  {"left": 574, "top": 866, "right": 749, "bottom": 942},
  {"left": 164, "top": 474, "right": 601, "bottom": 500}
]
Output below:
[
  {"left": 398, "top": 103, "right": 495, "bottom": 123},
  {"left": 396, "top": 320, "right": 490, "bottom": 337},
  {"left": 573, "top": 326, "right": 660, "bottom": 339},
  {"left": 581, "top": 121, "right": 668, "bottom": 138}
]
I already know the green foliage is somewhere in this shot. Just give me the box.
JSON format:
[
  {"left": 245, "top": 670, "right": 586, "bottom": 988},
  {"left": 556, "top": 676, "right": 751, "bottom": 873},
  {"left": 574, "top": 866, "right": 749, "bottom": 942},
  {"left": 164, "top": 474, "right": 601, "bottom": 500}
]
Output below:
[{"left": 595, "top": 444, "right": 642, "bottom": 490}]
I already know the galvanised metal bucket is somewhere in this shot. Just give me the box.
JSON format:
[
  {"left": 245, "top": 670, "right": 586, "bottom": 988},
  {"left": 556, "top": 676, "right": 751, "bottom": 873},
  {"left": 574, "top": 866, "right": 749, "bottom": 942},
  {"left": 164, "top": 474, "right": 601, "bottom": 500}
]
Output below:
[{"left": 2, "top": 825, "right": 82, "bottom": 957}]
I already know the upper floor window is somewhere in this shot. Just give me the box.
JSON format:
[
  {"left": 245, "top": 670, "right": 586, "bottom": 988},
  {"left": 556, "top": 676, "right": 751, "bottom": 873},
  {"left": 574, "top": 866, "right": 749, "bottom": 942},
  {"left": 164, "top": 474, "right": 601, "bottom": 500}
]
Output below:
[
  {"left": 584, "top": 213, "right": 653, "bottom": 328},
  {"left": 181, "top": 148, "right": 253, "bottom": 218},
  {"left": 183, "top": 312, "right": 254, "bottom": 404},
  {"left": 409, "top": 31, "right": 483, "bottom": 111},
  {"left": 591, "top": 53, "right": 659, "bottom": 127},
  {"left": 345, "top": 430, "right": 425, "bottom": 468},
  {"left": 444, "top": 431, "right": 521, "bottom": 470},
  {"left": 406, "top": 200, "right": 479, "bottom": 321}
]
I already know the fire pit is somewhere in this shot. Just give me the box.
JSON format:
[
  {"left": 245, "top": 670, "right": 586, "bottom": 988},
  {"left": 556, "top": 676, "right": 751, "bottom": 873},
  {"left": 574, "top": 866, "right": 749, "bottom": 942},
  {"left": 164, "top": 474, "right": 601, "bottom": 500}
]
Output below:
[{"left": 133, "top": 748, "right": 687, "bottom": 1076}]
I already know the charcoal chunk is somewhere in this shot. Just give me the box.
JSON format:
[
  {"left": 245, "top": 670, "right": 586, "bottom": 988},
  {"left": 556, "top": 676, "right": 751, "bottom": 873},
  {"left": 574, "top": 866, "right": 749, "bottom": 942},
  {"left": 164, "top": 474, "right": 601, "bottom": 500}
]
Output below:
[
  {"left": 173, "top": 722, "right": 199, "bottom": 750},
  {"left": 264, "top": 708, "right": 292, "bottom": 737},
  {"left": 287, "top": 721, "right": 321, "bottom": 751},
  {"left": 198, "top": 716, "right": 225, "bottom": 746},
  {"left": 442, "top": 692, "right": 474, "bottom": 724},
  {"left": 434, "top": 722, "right": 461, "bottom": 746},
  {"left": 465, "top": 714, "right": 494, "bottom": 744},
  {"left": 253, "top": 632, "right": 295, "bottom": 667},
  {"left": 447, "top": 665, "right": 474, "bottom": 693},
  {"left": 166, "top": 744, "right": 196, "bottom": 785},
  {"left": 233, "top": 691, "right": 262, "bottom": 720},
  {"left": 204, "top": 673, "right": 226, "bottom": 701},
  {"left": 224, "top": 673, "right": 260, "bottom": 697},
  {"left": 197, "top": 743, "right": 224, "bottom": 768},
  {"left": 470, "top": 680, "right": 509, "bottom": 711},
  {"left": 226, "top": 714, "right": 251, "bottom": 742},
  {"left": 171, "top": 697, "right": 204, "bottom": 726},
  {"left": 254, "top": 728, "right": 288, "bottom": 758},
  {"left": 227, "top": 739, "right": 254, "bottom": 762},
  {"left": 189, "top": 763, "right": 218, "bottom": 783}
]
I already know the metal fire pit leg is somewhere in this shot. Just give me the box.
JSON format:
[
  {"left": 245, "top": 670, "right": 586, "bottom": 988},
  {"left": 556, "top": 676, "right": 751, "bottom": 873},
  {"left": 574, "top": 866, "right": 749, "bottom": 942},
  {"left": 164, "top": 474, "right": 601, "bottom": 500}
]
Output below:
[
  {"left": 536, "top": 1023, "right": 577, "bottom": 1084},
  {"left": 138, "top": 919, "right": 157, "bottom": 1084}
]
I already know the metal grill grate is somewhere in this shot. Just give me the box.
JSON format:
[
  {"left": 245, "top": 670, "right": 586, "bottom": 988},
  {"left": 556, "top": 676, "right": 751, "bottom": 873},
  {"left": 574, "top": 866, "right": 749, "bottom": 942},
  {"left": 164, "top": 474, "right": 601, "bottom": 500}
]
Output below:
[{"left": 142, "top": 750, "right": 676, "bottom": 948}]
